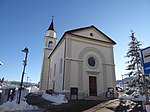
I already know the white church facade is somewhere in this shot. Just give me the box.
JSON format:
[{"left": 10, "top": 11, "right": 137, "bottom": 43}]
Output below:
[{"left": 39, "top": 20, "right": 117, "bottom": 99}]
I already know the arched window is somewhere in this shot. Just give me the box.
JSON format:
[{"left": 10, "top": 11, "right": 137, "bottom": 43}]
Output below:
[{"left": 48, "top": 41, "right": 53, "bottom": 48}]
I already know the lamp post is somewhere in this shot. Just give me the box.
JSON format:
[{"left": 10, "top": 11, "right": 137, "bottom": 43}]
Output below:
[
  {"left": 0, "top": 61, "right": 3, "bottom": 66},
  {"left": 18, "top": 47, "right": 29, "bottom": 104}
]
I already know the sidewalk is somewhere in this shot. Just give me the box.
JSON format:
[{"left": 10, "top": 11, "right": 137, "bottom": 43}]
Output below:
[{"left": 83, "top": 99, "right": 120, "bottom": 112}]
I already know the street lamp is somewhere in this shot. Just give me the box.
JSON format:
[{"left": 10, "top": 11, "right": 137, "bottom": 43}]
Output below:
[
  {"left": 18, "top": 47, "right": 29, "bottom": 104},
  {"left": 0, "top": 61, "right": 3, "bottom": 66}
]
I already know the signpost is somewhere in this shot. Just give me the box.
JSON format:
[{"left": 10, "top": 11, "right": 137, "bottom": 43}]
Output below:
[
  {"left": 141, "top": 46, "right": 150, "bottom": 112},
  {"left": 141, "top": 46, "right": 150, "bottom": 75}
]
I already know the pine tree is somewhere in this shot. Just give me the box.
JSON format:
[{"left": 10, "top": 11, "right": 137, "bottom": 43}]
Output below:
[{"left": 125, "top": 31, "right": 142, "bottom": 87}]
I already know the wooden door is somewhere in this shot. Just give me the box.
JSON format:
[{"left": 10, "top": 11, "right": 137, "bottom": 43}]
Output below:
[{"left": 89, "top": 76, "right": 97, "bottom": 96}]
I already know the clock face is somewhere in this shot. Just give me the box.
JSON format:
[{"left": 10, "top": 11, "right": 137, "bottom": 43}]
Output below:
[
  {"left": 49, "top": 31, "right": 54, "bottom": 37},
  {"left": 46, "top": 30, "right": 56, "bottom": 38}
]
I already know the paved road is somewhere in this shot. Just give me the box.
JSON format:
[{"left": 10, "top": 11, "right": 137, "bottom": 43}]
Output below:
[
  {"left": 95, "top": 100, "right": 119, "bottom": 112},
  {"left": 84, "top": 99, "right": 119, "bottom": 112},
  {"left": 84, "top": 98, "right": 146, "bottom": 112}
]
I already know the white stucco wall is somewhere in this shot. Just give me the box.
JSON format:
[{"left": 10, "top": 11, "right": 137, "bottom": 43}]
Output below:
[
  {"left": 48, "top": 39, "right": 65, "bottom": 92},
  {"left": 67, "top": 34, "right": 116, "bottom": 95},
  {"left": 70, "top": 61, "right": 78, "bottom": 87}
]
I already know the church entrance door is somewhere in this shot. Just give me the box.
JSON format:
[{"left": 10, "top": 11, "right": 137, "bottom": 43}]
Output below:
[{"left": 89, "top": 76, "right": 97, "bottom": 96}]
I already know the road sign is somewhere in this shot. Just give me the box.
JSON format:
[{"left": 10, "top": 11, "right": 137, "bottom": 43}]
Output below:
[{"left": 141, "top": 46, "right": 150, "bottom": 75}]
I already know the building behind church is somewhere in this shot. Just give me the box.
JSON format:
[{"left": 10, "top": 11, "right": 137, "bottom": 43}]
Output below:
[{"left": 39, "top": 19, "right": 117, "bottom": 99}]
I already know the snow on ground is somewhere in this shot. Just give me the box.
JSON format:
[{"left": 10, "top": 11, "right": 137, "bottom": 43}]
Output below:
[
  {"left": 14, "top": 89, "right": 29, "bottom": 101},
  {"left": 0, "top": 85, "right": 40, "bottom": 111},
  {"left": 120, "top": 92, "right": 150, "bottom": 101},
  {"left": 26, "top": 86, "right": 39, "bottom": 93},
  {"left": 1, "top": 85, "right": 16, "bottom": 89},
  {"left": 42, "top": 92, "right": 68, "bottom": 105},
  {"left": 0, "top": 100, "right": 39, "bottom": 112}
]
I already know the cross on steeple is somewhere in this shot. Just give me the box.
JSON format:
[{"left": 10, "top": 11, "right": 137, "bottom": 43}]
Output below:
[{"left": 52, "top": 16, "right": 54, "bottom": 21}]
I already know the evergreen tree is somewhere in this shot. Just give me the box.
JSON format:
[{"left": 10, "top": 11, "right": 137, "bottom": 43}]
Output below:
[
  {"left": 125, "top": 31, "right": 142, "bottom": 87},
  {"left": 123, "top": 31, "right": 150, "bottom": 100}
]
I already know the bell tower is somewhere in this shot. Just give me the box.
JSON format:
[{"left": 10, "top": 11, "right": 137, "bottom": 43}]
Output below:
[
  {"left": 40, "top": 18, "right": 56, "bottom": 91},
  {"left": 45, "top": 18, "right": 56, "bottom": 49}
]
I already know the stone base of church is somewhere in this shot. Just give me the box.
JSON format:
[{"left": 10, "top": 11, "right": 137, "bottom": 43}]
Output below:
[
  {"left": 63, "top": 91, "right": 108, "bottom": 100},
  {"left": 38, "top": 89, "right": 118, "bottom": 101}
]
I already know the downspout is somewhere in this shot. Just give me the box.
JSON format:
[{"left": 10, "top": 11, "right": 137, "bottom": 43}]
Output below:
[{"left": 62, "top": 38, "right": 66, "bottom": 91}]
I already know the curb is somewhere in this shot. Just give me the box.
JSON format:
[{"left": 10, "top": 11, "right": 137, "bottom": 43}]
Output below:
[{"left": 83, "top": 99, "right": 119, "bottom": 112}]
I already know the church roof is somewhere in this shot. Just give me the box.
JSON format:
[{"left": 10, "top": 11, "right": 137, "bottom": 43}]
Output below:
[
  {"left": 47, "top": 19, "right": 55, "bottom": 31},
  {"left": 66, "top": 25, "right": 116, "bottom": 44}
]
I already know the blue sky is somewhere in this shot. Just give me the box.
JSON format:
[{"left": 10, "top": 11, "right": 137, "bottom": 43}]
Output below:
[{"left": 0, "top": 0, "right": 150, "bottom": 83}]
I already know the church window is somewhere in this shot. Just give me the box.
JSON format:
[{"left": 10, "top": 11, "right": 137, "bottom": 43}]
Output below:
[
  {"left": 54, "top": 64, "right": 56, "bottom": 76},
  {"left": 60, "top": 58, "right": 62, "bottom": 73},
  {"left": 90, "top": 33, "right": 93, "bottom": 37},
  {"left": 88, "top": 57, "right": 96, "bottom": 67},
  {"left": 48, "top": 41, "right": 53, "bottom": 48}
]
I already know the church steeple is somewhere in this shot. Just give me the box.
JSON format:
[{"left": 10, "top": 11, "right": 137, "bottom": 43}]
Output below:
[
  {"left": 45, "top": 17, "right": 56, "bottom": 38},
  {"left": 47, "top": 18, "right": 55, "bottom": 31},
  {"left": 44, "top": 17, "right": 56, "bottom": 50}
]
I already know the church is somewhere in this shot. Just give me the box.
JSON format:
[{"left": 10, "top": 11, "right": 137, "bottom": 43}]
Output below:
[{"left": 39, "top": 19, "right": 117, "bottom": 99}]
